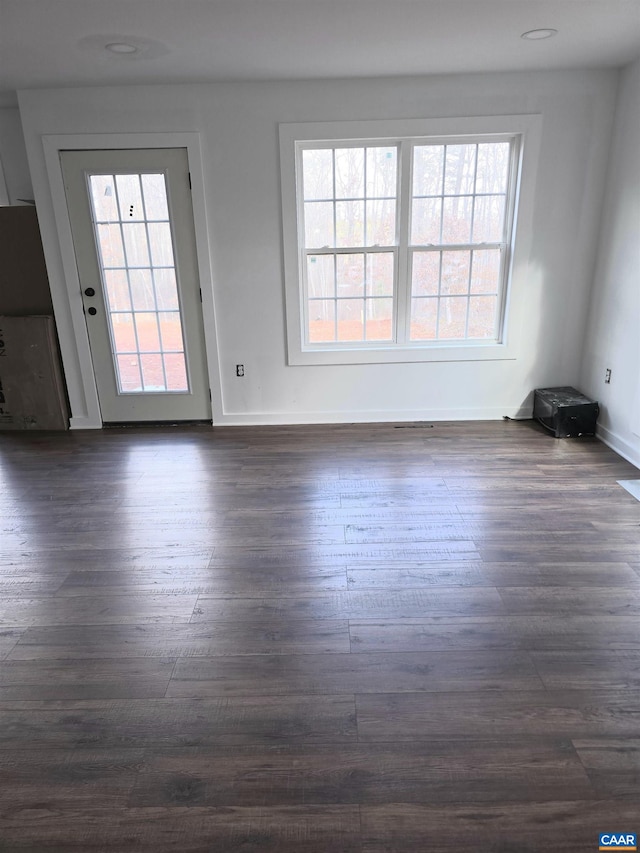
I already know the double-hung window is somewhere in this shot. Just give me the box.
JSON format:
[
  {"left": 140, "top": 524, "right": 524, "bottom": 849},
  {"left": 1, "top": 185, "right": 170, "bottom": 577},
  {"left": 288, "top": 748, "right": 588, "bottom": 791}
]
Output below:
[{"left": 281, "top": 116, "right": 538, "bottom": 366}]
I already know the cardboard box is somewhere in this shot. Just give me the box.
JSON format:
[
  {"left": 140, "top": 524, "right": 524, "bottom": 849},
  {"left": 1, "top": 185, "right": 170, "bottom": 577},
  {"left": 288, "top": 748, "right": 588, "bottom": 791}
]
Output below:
[{"left": 0, "top": 315, "right": 69, "bottom": 430}]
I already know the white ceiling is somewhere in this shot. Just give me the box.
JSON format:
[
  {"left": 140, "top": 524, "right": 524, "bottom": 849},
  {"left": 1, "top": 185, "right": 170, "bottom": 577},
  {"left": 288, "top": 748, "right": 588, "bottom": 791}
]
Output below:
[{"left": 1, "top": 0, "right": 639, "bottom": 106}]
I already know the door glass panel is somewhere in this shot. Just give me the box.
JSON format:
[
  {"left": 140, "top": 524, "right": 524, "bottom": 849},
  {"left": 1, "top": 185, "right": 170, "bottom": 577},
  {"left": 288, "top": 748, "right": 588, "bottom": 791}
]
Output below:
[
  {"left": 163, "top": 353, "right": 189, "bottom": 391},
  {"left": 97, "top": 224, "right": 125, "bottom": 267},
  {"left": 158, "top": 312, "right": 184, "bottom": 351},
  {"left": 122, "top": 223, "right": 150, "bottom": 267},
  {"left": 91, "top": 176, "right": 119, "bottom": 221},
  {"left": 117, "top": 355, "right": 143, "bottom": 392},
  {"left": 140, "top": 353, "right": 166, "bottom": 391},
  {"left": 148, "top": 222, "right": 175, "bottom": 267},
  {"left": 88, "top": 173, "right": 189, "bottom": 394},
  {"left": 104, "top": 269, "right": 131, "bottom": 311},
  {"left": 154, "top": 268, "right": 180, "bottom": 310},
  {"left": 129, "top": 269, "right": 156, "bottom": 311},
  {"left": 134, "top": 313, "right": 161, "bottom": 352},
  {"left": 111, "top": 313, "right": 137, "bottom": 352},
  {"left": 115, "top": 174, "right": 145, "bottom": 221},
  {"left": 141, "top": 174, "right": 170, "bottom": 220}
]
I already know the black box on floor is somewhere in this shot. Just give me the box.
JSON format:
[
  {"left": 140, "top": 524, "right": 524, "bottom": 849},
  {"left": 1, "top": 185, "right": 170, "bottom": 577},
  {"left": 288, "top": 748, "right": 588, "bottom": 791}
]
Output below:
[{"left": 533, "top": 386, "right": 599, "bottom": 438}]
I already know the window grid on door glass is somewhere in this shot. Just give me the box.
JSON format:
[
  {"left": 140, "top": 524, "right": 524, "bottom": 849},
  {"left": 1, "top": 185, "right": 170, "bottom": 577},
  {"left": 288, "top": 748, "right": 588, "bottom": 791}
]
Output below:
[
  {"left": 88, "top": 173, "right": 190, "bottom": 394},
  {"left": 302, "top": 146, "right": 398, "bottom": 344}
]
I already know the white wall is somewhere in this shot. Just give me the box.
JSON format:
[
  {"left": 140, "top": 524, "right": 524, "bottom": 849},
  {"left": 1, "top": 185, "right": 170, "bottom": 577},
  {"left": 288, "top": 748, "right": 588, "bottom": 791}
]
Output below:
[
  {"left": 580, "top": 58, "right": 640, "bottom": 469},
  {"left": 18, "top": 69, "right": 617, "bottom": 426},
  {"left": 0, "top": 107, "right": 34, "bottom": 205}
]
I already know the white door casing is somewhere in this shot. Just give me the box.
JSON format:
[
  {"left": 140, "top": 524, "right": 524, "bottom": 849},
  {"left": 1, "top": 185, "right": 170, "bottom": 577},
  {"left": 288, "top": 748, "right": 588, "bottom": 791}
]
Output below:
[{"left": 61, "top": 147, "right": 211, "bottom": 423}]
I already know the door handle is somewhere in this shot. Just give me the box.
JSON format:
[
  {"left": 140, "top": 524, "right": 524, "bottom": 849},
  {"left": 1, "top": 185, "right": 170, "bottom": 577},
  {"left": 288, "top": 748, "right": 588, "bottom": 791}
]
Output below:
[{"left": 84, "top": 287, "right": 96, "bottom": 297}]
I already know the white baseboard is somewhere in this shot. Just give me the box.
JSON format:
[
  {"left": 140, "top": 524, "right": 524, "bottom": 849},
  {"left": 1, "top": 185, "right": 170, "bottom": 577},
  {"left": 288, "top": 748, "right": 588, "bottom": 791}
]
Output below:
[
  {"left": 70, "top": 406, "right": 535, "bottom": 430},
  {"left": 69, "top": 416, "right": 102, "bottom": 429},
  {"left": 216, "top": 405, "right": 533, "bottom": 426},
  {"left": 597, "top": 423, "right": 640, "bottom": 471}
]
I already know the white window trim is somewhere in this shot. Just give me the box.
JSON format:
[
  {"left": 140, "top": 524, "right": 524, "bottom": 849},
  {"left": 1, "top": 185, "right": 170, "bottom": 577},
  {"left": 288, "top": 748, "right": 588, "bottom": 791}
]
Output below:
[{"left": 280, "top": 115, "right": 542, "bottom": 366}]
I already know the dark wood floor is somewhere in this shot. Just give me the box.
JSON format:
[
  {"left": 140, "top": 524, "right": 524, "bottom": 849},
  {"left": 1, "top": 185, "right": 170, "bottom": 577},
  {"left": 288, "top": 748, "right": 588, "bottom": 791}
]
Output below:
[{"left": 0, "top": 419, "right": 639, "bottom": 851}]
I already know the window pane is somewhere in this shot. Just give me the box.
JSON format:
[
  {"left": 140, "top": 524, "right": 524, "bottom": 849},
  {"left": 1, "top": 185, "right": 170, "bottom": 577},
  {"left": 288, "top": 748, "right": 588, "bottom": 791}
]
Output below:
[
  {"left": 471, "top": 249, "right": 501, "bottom": 294},
  {"left": 141, "top": 174, "right": 169, "bottom": 220},
  {"left": 336, "top": 254, "right": 364, "bottom": 297},
  {"left": 411, "top": 197, "right": 441, "bottom": 245},
  {"left": 366, "top": 199, "right": 395, "bottom": 246},
  {"left": 90, "top": 175, "right": 119, "bottom": 222},
  {"left": 337, "top": 299, "right": 364, "bottom": 341},
  {"left": 129, "top": 269, "right": 156, "bottom": 311},
  {"left": 140, "top": 353, "right": 166, "bottom": 391},
  {"left": 122, "top": 223, "right": 150, "bottom": 267},
  {"left": 438, "top": 296, "right": 468, "bottom": 339},
  {"left": 111, "top": 313, "right": 137, "bottom": 352},
  {"left": 442, "top": 195, "right": 473, "bottom": 244},
  {"left": 116, "top": 355, "right": 142, "bottom": 392},
  {"left": 335, "top": 148, "right": 364, "bottom": 199},
  {"left": 307, "top": 255, "right": 335, "bottom": 299},
  {"left": 366, "top": 298, "right": 393, "bottom": 341},
  {"left": 367, "top": 252, "right": 394, "bottom": 296},
  {"left": 154, "top": 268, "right": 179, "bottom": 310},
  {"left": 476, "top": 143, "right": 510, "bottom": 194},
  {"left": 413, "top": 146, "right": 444, "bottom": 196},
  {"left": 441, "top": 251, "right": 471, "bottom": 296},
  {"left": 97, "top": 224, "right": 125, "bottom": 268},
  {"left": 411, "top": 252, "right": 440, "bottom": 296},
  {"left": 305, "top": 201, "right": 334, "bottom": 249},
  {"left": 410, "top": 298, "right": 437, "bottom": 340},
  {"left": 336, "top": 200, "right": 364, "bottom": 248},
  {"left": 148, "top": 222, "right": 175, "bottom": 267},
  {"left": 135, "top": 312, "right": 161, "bottom": 352},
  {"left": 104, "top": 269, "right": 131, "bottom": 311},
  {"left": 158, "top": 312, "right": 184, "bottom": 352},
  {"left": 444, "top": 144, "right": 476, "bottom": 195},
  {"left": 308, "top": 300, "right": 336, "bottom": 342},
  {"left": 115, "top": 174, "right": 145, "bottom": 221},
  {"left": 473, "top": 195, "right": 506, "bottom": 243},
  {"left": 468, "top": 295, "right": 498, "bottom": 339},
  {"left": 303, "top": 149, "right": 333, "bottom": 200},
  {"left": 366, "top": 147, "right": 397, "bottom": 198},
  {"left": 163, "top": 353, "right": 189, "bottom": 392}
]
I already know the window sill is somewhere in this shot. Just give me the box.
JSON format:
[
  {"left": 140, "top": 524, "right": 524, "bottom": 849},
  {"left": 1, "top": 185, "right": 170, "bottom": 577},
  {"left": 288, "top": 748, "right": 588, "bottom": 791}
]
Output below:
[{"left": 289, "top": 340, "right": 517, "bottom": 366}]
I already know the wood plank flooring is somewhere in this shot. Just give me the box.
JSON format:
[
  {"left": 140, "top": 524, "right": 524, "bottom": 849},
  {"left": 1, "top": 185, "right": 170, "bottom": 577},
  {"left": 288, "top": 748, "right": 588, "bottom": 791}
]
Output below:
[{"left": 0, "top": 419, "right": 639, "bottom": 851}]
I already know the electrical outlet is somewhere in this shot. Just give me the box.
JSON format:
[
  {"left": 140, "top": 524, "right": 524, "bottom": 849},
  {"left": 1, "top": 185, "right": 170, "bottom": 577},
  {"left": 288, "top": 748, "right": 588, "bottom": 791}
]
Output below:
[
  {"left": 605, "top": 368, "right": 612, "bottom": 384},
  {"left": 236, "top": 364, "right": 245, "bottom": 377}
]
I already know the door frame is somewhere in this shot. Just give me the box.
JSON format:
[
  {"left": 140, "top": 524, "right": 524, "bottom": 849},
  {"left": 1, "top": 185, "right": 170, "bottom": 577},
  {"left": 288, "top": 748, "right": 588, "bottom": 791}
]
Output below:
[{"left": 43, "top": 132, "right": 222, "bottom": 428}]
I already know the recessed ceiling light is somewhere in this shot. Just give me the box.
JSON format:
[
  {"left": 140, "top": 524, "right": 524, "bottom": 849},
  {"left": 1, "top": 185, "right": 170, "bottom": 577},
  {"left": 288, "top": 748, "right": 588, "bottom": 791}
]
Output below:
[
  {"left": 79, "top": 34, "right": 170, "bottom": 60},
  {"left": 105, "top": 42, "right": 139, "bottom": 54},
  {"left": 521, "top": 28, "right": 558, "bottom": 40}
]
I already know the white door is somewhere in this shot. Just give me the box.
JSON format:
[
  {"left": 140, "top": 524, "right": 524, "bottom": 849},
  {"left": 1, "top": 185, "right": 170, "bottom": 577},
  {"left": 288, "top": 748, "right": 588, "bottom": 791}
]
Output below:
[{"left": 61, "top": 148, "right": 211, "bottom": 423}]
